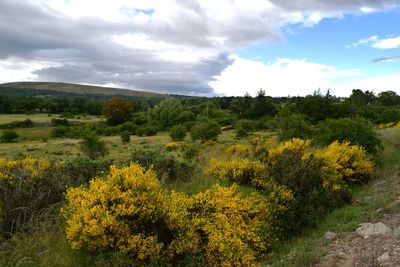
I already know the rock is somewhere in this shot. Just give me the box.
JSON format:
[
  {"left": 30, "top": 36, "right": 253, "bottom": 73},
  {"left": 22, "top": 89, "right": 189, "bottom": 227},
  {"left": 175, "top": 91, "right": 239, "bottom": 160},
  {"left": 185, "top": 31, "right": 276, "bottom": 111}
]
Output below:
[
  {"left": 377, "top": 251, "right": 390, "bottom": 263},
  {"left": 324, "top": 231, "right": 337, "bottom": 240},
  {"left": 355, "top": 222, "right": 392, "bottom": 238},
  {"left": 63, "top": 141, "right": 75, "bottom": 146},
  {"left": 393, "top": 227, "right": 400, "bottom": 238}
]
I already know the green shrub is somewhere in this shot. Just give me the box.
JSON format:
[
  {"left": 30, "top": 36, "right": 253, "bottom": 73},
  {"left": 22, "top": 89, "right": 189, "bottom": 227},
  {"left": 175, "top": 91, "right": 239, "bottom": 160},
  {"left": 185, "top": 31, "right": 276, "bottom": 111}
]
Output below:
[
  {"left": 190, "top": 120, "right": 221, "bottom": 141},
  {"left": 235, "top": 119, "right": 254, "bottom": 138},
  {"left": 182, "top": 142, "right": 201, "bottom": 160},
  {"left": 62, "top": 157, "right": 112, "bottom": 186},
  {"left": 51, "top": 118, "right": 69, "bottom": 126},
  {"left": 169, "top": 124, "right": 187, "bottom": 141},
  {"left": 120, "top": 131, "right": 131, "bottom": 143},
  {"left": 119, "top": 121, "right": 138, "bottom": 134},
  {"left": 79, "top": 132, "right": 108, "bottom": 160},
  {"left": 51, "top": 126, "right": 70, "bottom": 138},
  {"left": 316, "top": 118, "right": 382, "bottom": 155},
  {"left": 275, "top": 113, "right": 313, "bottom": 141},
  {"left": 130, "top": 146, "right": 195, "bottom": 181},
  {"left": 136, "top": 125, "right": 158, "bottom": 136},
  {"left": 1, "top": 130, "right": 18, "bottom": 143}
]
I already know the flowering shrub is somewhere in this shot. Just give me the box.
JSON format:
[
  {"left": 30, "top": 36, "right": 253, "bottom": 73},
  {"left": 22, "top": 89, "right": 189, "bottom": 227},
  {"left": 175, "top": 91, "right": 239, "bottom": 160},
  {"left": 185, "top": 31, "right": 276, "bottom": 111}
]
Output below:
[
  {"left": 165, "top": 141, "right": 179, "bottom": 151},
  {"left": 377, "top": 121, "right": 400, "bottom": 129},
  {"left": 62, "top": 164, "right": 276, "bottom": 266},
  {"left": 266, "top": 139, "right": 351, "bottom": 235},
  {"left": 0, "top": 157, "right": 63, "bottom": 238},
  {"left": 249, "top": 136, "right": 277, "bottom": 161},
  {"left": 224, "top": 144, "right": 252, "bottom": 157},
  {"left": 316, "top": 141, "right": 374, "bottom": 184},
  {"left": 189, "top": 185, "right": 268, "bottom": 266},
  {"left": 207, "top": 158, "right": 266, "bottom": 189}
]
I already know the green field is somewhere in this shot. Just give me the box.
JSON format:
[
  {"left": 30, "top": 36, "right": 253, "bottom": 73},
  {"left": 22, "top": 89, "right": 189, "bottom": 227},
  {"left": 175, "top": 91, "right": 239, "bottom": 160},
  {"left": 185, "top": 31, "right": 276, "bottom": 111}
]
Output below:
[{"left": 0, "top": 114, "right": 105, "bottom": 124}]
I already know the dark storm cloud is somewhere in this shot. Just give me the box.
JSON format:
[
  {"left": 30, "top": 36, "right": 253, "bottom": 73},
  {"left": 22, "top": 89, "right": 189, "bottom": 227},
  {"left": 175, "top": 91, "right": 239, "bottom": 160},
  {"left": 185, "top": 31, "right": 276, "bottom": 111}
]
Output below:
[{"left": 0, "top": 0, "right": 398, "bottom": 95}]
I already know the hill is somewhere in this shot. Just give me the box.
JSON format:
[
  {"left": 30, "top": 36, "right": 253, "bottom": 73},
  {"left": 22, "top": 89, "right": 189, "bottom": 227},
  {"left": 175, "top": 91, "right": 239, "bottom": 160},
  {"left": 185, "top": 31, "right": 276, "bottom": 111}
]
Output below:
[{"left": 0, "top": 82, "right": 167, "bottom": 98}]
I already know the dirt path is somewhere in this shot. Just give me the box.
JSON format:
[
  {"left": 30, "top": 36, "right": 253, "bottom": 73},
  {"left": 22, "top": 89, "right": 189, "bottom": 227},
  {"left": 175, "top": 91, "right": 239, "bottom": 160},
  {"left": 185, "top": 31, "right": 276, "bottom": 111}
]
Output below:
[{"left": 315, "top": 175, "right": 400, "bottom": 267}]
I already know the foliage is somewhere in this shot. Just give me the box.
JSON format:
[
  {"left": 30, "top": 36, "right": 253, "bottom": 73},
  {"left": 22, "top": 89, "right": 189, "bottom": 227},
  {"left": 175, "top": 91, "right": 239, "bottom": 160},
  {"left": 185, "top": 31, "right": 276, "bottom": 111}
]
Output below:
[
  {"left": 169, "top": 124, "right": 187, "bottom": 141},
  {"left": 190, "top": 120, "right": 221, "bottom": 142},
  {"left": 130, "top": 146, "right": 194, "bottom": 181},
  {"left": 62, "top": 164, "right": 269, "bottom": 266},
  {"left": 1, "top": 130, "right": 18, "bottom": 143},
  {"left": 102, "top": 98, "right": 134, "bottom": 125},
  {"left": 316, "top": 118, "right": 382, "bottom": 155},
  {"left": 224, "top": 144, "right": 252, "bottom": 157},
  {"left": 61, "top": 157, "right": 112, "bottom": 186},
  {"left": 148, "top": 98, "right": 189, "bottom": 130},
  {"left": 235, "top": 119, "right": 254, "bottom": 138},
  {"left": 0, "top": 157, "right": 64, "bottom": 238},
  {"left": 120, "top": 131, "right": 131, "bottom": 143},
  {"left": 51, "top": 125, "right": 70, "bottom": 138},
  {"left": 207, "top": 158, "right": 267, "bottom": 189},
  {"left": 51, "top": 118, "right": 69, "bottom": 126},
  {"left": 267, "top": 139, "right": 352, "bottom": 236},
  {"left": 165, "top": 142, "right": 179, "bottom": 151},
  {"left": 182, "top": 142, "right": 201, "bottom": 160},
  {"left": 136, "top": 125, "right": 158, "bottom": 136},
  {"left": 79, "top": 131, "right": 108, "bottom": 160},
  {"left": 316, "top": 141, "right": 374, "bottom": 184},
  {"left": 275, "top": 113, "right": 313, "bottom": 141}
]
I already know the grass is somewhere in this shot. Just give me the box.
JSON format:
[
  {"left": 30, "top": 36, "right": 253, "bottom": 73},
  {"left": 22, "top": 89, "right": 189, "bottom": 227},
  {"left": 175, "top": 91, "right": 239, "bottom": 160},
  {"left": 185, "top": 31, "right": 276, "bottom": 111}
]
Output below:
[
  {"left": 268, "top": 127, "right": 400, "bottom": 266},
  {"left": 0, "top": 114, "right": 105, "bottom": 124}
]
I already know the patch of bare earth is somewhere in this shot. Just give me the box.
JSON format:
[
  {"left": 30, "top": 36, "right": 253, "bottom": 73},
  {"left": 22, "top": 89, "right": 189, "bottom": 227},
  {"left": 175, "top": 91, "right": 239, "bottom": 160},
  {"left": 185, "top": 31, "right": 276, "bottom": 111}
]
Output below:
[{"left": 316, "top": 175, "right": 400, "bottom": 267}]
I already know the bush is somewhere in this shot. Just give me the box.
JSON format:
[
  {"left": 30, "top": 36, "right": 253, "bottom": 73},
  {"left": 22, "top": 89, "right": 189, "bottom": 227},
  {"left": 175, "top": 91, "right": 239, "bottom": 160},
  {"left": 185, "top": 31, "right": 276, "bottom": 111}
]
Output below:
[
  {"left": 0, "top": 157, "right": 65, "bottom": 238},
  {"left": 1, "top": 130, "right": 18, "bottom": 143},
  {"left": 316, "top": 118, "right": 382, "bottom": 155},
  {"left": 136, "top": 125, "right": 158, "bottom": 137},
  {"left": 316, "top": 141, "right": 374, "bottom": 184},
  {"left": 119, "top": 121, "right": 138, "bottom": 134},
  {"left": 62, "top": 157, "right": 112, "bottom": 186},
  {"left": 102, "top": 98, "right": 134, "bottom": 125},
  {"left": 0, "top": 119, "right": 34, "bottom": 129},
  {"left": 169, "top": 124, "right": 187, "bottom": 141},
  {"left": 165, "top": 141, "right": 179, "bottom": 151},
  {"left": 266, "top": 139, "right": 351, "bottom": 236},
  {"left": 62, "top": 165, "right": 270, "bottom": 266},
  {"left": 275, "top": 113, "right": 313, "bottom": 141},
  {"left": 207, "top": 158, "right": 266, "bottom": 189},
  {"left": 51, "top": 126, "right": 70, "bottom": 138},
  {"left": 235, "top": 119, "right": 254, "bottom": 138},
  {"left": 120, "top": 131, "right": 131, "bottom": 143},
  {"left": 130, "top": 146, "right": 194, "bottom": 181},
  {"left": 190, "top": 120, "right": 221, "bottom": 142},
  {"left": 79, "top": 132, "right": 108, "bottom": 160},
  {"left": 51, "top": 118, "right": 69, "bottom": 126}
]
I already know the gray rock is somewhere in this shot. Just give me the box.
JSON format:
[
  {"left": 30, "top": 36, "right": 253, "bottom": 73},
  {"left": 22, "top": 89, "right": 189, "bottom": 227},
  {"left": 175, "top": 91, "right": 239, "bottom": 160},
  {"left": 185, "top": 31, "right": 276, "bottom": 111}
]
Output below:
[
  {"left": 377, "top": 251, "right": 390, "bottom": 263},
  {"left": 355, "top": 222, "right": 392, "bottom": 238},
  {"left": 324, "top": 231, "right": 337, "bottom": 240},
  {"left": 393, "top": 227, "right": 400, "bottom": 238}
]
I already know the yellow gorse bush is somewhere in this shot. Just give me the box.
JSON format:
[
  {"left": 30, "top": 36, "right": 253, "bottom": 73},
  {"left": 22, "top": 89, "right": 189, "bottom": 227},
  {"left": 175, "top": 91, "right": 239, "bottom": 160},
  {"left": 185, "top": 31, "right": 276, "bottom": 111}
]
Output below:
[
  {"left": 62, "top": 163, "right": 271, "bottom": 266},
  {"left": 0, "top": 156, "right": 50, "bottom": 182},
  {"left": 316, "top": 141, "right": 374, "bottom": 184},
  {"left": 377, "top": 121, "right": 400, "bottom": 129},
  {"left": 207, "top": 158, "right": 267, "bottom": 188},
  {"left": 224, "top": 143, "right": 252, "bottom": 156},
  {"left": 165, "top": 141, "right": 179, "bottom": 151},
  {"left": 268, "top": 138, "right": 311, "bottom": 162}
]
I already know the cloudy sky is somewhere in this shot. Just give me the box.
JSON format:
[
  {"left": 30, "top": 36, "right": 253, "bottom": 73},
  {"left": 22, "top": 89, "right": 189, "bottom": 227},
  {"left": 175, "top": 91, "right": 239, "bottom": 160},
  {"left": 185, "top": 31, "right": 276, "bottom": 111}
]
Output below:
[{"left": 1, "top": 0, "right": 400, "bottom": 96}]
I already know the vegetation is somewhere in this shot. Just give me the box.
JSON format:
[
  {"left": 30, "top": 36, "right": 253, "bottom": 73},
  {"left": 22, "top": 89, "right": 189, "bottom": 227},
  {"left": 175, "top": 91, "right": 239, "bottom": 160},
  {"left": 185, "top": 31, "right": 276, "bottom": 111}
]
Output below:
[
  {"left": 0, "top": 83, "right": 399, "bottom": 266},
  {"left": 1, "top": 129, "right": 18, "bottom": 143}
]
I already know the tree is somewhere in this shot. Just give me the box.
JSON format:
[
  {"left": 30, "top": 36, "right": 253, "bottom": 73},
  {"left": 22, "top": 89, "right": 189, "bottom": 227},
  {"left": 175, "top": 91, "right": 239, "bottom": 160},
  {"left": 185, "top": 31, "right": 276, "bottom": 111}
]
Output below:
[
  {"left": 191, "top": 120, "right": 221, "bottom": 141},
  {"left": 102, "top": 98, "right": 134, "bottom": 125},
  {"left": 147, "top": 98, "right": 186, "bottom": 130}
]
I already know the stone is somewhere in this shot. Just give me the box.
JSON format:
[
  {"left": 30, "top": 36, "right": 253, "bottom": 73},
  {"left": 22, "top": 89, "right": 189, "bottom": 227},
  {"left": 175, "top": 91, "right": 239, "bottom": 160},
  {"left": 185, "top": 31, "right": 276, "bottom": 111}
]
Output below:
[
  {"left": 324, "top": 231, "right": 337, "bottom": 240},
  {"left": 355, "top": 222, "right": 392, "bottom": 238},
  {"left": 393, "top": 227, "right": 400, "bottom": 238},
  {"left": 377, "top": 251, "right": 390, "bottom": 263}
]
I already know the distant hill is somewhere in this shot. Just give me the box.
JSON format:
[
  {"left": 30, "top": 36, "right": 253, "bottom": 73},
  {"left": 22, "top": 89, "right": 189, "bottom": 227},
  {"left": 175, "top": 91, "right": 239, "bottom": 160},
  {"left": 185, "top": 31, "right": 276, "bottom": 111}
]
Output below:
[{"left": 0, "top": 82, "right": 168, "bottom": 99}]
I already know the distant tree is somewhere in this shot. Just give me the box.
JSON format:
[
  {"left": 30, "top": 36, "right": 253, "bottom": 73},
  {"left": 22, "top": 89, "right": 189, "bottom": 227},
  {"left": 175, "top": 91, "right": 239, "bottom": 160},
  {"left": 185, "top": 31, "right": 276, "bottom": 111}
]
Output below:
[
  {"left": 377, "top": 91, "right": 400, "bottom": 106},
  {"left": 191, "top": 120, "right": 221, "bottom": 141},
  {"left": 249, "top": 89, "right": 276, "bottom": 118},
  {"left": 148, "top": 98, "right": 186, "bottom": 130},
  {"left": 349, "top": 89, "right": 375, "bottom": 106},
  {"left": 102, "top": 98, "right": 134, "bottom": 125}
]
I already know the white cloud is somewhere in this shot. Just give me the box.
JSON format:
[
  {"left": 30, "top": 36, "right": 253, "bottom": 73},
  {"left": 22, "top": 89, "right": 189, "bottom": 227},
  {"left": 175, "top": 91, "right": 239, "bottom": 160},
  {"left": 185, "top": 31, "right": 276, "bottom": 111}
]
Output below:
[
  {"left": 335, "top": 73, "right": 400, "bottom": 95},
  {"left": 352, "top": 35, "right": 400, "bottom": 49},
  {"left": 209, "top": 55, "right": 361, "bottom": 97}
]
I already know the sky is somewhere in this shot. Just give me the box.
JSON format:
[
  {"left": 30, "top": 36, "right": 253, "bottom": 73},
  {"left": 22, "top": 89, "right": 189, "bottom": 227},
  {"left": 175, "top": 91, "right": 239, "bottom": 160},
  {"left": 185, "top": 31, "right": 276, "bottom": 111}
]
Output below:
[{"left": 0, "top": 0, "right": 400, "bottom": 97}]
